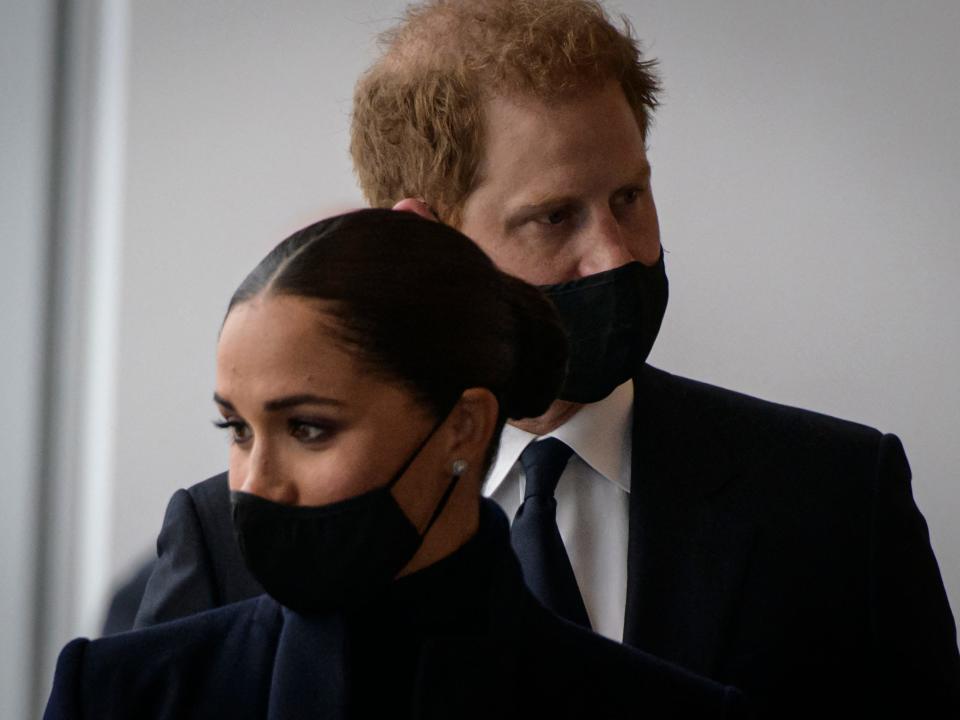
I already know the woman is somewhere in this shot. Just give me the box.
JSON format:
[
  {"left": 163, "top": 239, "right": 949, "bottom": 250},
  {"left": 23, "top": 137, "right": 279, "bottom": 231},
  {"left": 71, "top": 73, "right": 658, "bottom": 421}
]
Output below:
[{"left": 45, "top": 209, "right": 744, "bottom": 719}]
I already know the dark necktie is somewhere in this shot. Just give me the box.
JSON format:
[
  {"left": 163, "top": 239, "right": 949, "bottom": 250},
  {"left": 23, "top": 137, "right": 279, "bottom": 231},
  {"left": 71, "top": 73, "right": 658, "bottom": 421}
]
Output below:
[{"left": 510, "top": 438, "right": 591, "bottom": 628}]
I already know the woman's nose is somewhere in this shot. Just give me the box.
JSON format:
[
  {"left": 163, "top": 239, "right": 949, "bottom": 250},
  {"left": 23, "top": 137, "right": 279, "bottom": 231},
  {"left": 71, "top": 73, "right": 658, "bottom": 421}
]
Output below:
[{"left": 237, "top": 446, "right": 297, "bottom": 504}]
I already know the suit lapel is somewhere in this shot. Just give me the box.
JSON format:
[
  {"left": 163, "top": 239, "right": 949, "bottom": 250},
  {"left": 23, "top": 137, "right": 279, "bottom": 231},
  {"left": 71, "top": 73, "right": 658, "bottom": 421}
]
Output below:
[{"left": 623, "top": 366, "right": 756, "bottom": 678}]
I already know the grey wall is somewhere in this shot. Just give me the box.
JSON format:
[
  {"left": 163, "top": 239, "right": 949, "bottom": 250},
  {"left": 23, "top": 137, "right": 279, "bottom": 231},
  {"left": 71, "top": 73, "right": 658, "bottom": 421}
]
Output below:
[
  {"left": 108, "top": 0, "right": 379, "bottom": 590},
  {"left": 7, "top": 1, "right": 959, "bottom": 714},
  {"left": 113, "top": 0, "right": 960, "bottom": 623},
  {"left": 0, "top": 1, "right": 55, "bottom": 717},
  {"left": 632, "top": 0, "right": 960, "bottom": 611}
]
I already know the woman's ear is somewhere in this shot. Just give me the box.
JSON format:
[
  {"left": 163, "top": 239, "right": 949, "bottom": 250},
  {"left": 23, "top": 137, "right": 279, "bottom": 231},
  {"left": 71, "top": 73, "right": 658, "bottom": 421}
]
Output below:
[{"left": 444, "top": 388, "right": 500, "bottom": 472}]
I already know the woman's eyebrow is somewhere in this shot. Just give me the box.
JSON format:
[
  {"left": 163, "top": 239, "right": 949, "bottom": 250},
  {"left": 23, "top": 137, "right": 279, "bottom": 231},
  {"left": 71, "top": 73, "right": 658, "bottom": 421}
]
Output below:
[
  {"left": 262, "top": 394, "right": 345, "bottom": 412},
  {"left": 212, "top": 393, "right": 344, "bottom": 413},
  {"left": 213, "top": 393, "right": 235, "bottom": 411}
]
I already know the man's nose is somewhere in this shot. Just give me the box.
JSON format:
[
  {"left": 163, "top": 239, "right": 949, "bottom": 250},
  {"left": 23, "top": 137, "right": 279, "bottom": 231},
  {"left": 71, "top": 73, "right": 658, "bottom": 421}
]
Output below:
[
  {"left": 238, "top": 445, "right": 297, "bottom": 505},
  {"left": 576, "top": 212, "right": 635, "bottom": 277}
]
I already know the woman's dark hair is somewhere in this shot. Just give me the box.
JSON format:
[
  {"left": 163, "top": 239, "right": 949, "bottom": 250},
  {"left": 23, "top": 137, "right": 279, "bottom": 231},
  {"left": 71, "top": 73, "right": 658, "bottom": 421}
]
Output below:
[{"left": 228, "top": 209, "right": 567, "bottom": 466}]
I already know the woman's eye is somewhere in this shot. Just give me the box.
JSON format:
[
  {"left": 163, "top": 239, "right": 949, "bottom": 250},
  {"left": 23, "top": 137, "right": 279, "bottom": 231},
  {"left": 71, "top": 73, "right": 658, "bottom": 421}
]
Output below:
[
  {"left": 619, "top": 186, "right": 644, "bottom": 205},
  {"left": 289, "top": 421, "right": 333, "bottom": 444},
  {"left": 213, "top": 419, "right": 251, "bottom": 444}
]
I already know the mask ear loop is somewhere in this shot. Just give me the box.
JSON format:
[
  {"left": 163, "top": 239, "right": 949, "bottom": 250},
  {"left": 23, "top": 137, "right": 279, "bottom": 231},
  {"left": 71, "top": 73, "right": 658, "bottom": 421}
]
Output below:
[
  {"left": 416, "top": 461, "right": 467, "bottom": 538},
  {"left": 383, "top": 397, "right": 467, "bottom": 538},
  {"left": 385, "top": 404, "right": 455, "bottom": 492}
]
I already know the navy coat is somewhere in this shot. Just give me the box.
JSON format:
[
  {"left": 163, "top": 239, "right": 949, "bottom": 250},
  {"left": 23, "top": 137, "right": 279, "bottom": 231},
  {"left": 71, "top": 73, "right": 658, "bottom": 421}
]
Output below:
[
  {"left": 133, "top": 365, "right": 960, "bottom": 716},
  {"left": 47, "top": 503, "right": 745, "bottom": 719}
]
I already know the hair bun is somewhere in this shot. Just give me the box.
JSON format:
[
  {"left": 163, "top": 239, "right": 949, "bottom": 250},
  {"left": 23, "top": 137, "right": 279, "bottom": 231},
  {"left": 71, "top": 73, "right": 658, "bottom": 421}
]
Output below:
[{"left": 498, "top": 275, "right": 568, "bottom": 419}]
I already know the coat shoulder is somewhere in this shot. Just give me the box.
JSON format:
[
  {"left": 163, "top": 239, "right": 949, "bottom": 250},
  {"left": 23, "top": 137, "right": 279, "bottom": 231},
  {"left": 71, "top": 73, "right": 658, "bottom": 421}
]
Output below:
[
  {"left": 636, "top": 364, "right": 891, "bottom": 476},
  {"left": 87, "top": 595, "right": 278, "bottom": 672},
  {"left": 638, "top": 364, "right": 882, "bottom": 439},
  {"left": 68, "top": 597, "right": 281, "bottom": 718}
]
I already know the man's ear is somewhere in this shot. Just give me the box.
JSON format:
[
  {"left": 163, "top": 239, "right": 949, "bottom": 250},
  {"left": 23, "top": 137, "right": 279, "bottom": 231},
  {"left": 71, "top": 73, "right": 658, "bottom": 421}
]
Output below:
[
  {"left": 444, "top": 388, "right": 500, "bottom": 471},
  {"left": 392, "top": 198, "right": 440, "bottom": 222}
]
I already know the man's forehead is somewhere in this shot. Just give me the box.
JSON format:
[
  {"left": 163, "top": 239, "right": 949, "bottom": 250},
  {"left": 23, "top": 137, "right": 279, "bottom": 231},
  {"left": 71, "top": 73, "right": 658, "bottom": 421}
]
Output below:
[
  {"left": 479, "top": 82, "right": 641, "bottom": 149},
  {"left": 481, "top": 81, "right": 619, "bottom": 119},
  {"left": 472, "top": 85, "right": 650, "bottom": 196}
]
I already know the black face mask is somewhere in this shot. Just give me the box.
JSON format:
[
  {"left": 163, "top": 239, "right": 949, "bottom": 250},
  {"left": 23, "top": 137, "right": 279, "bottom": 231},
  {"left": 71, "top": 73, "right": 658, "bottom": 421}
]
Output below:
[
  {"left": 541, "top": 255, "right": 668, "bottom": 404},
  {"left": 230, "top": 415, "right": 460, "bottom": 615}
]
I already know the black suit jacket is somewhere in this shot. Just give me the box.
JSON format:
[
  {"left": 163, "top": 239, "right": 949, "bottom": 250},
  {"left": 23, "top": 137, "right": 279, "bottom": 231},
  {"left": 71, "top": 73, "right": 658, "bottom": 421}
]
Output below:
[
  {"left": 101, "top": 557, "right": 156, "bottom": 636},
  {"left": 51, "top": 503, "right": 745, "bottom": 719},
  {"left": 135, "top": 365, "right": 960, "bottom": 716}
]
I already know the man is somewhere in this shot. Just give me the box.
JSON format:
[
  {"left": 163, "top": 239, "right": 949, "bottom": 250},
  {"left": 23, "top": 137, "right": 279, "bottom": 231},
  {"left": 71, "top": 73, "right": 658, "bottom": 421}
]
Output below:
[{"left": 135, "top": 0, "right": 959, "bottom": 715}]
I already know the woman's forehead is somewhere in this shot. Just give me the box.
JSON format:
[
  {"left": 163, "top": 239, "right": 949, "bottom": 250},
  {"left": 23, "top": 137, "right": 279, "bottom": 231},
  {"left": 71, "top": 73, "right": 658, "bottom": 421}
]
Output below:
[{"left": 217, "top": 297, "right": 351, "bottom": 391}]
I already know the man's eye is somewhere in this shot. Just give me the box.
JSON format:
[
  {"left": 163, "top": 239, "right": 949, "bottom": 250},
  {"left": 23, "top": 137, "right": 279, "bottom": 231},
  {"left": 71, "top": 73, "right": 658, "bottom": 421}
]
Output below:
[
  {"left": 213, "top": 419, "right": 251, "bottom": 444},
  {"left": 289, "top": 421, "right": 333, "bottom": 443},
  {"left": 619, "top": 187, "right": 643, "bottom": 205},
  {"left": 537, "top": 208, "right": 570, "bottom": 226}
]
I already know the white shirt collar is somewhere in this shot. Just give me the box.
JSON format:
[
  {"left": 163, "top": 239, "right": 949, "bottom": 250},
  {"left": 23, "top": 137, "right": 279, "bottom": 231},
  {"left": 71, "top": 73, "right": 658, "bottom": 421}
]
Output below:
[{"left": 484, "top": 379, "right": 634, "bottom": 495}]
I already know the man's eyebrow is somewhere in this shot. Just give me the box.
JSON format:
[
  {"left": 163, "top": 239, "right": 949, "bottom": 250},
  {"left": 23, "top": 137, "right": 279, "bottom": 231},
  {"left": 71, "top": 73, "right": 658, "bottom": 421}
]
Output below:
[
  {"left": 513, "top": 194, "right": 578, "bottom": 216},
  {"left": 617, "top": 161, "right": 652, "bottom": 187},
  {"left": 212, "top": 393, "right": 345, "bottom": 412},
  {"left": 509, "top": 162, "right": 654, "bottom": 217}
]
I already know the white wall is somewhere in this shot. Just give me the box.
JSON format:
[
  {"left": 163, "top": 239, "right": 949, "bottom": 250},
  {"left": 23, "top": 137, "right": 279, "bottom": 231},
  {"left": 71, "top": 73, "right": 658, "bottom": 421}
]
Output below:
[{"left": 11, "top": 1, "right": 959, "bottom": 714}]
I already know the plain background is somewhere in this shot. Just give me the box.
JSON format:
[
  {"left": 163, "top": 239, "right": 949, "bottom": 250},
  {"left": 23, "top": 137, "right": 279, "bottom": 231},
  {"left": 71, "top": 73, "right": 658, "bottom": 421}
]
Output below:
[{"left": 3, "top": 1, "right": 958, "bottom": 716}]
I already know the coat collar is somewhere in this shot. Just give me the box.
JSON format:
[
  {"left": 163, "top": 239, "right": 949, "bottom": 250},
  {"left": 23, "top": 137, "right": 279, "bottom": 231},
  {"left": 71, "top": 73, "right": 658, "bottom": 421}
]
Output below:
[
  {"left": 623, "top": 365, "right": 756, "bottom": 678},
  {"left": 265, "top": 577, "right": 526, "bottom": 720},
  {"left": 268, "top": 608, "right": 349, "bottom": 720},
  {"left": 264, "top": 501, "right": 531, "bottom": 720}
]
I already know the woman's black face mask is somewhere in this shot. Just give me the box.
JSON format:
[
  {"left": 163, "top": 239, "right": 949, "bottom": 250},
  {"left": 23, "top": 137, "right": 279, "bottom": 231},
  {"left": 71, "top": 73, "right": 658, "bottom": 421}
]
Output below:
[
  {"left": 231, "top": 412, "right": 460, "bottom": 615},
  {"left": 540, "top": 255, "right": 668, "bottom": 404}
]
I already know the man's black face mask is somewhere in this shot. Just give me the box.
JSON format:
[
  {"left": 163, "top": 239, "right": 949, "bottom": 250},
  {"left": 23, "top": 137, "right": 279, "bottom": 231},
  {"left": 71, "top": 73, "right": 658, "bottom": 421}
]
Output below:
[{"left": 540, "top": 255, "right": 668, "bottom": 404}]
